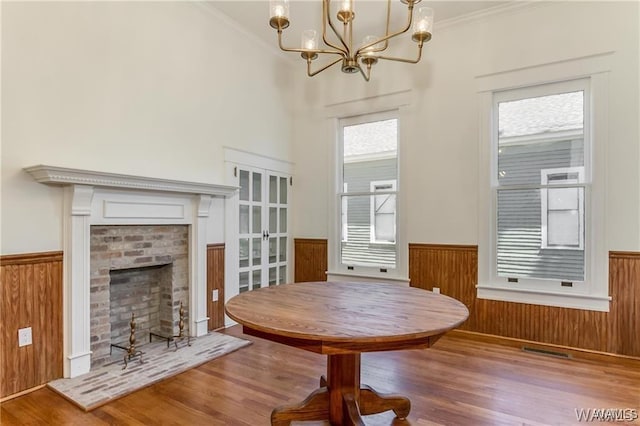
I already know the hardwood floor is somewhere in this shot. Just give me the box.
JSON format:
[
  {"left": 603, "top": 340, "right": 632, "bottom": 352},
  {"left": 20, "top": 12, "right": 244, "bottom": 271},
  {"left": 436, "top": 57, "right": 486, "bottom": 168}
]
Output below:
[{"left": 1, "top": 325, "right": 638, "bottom": 425}]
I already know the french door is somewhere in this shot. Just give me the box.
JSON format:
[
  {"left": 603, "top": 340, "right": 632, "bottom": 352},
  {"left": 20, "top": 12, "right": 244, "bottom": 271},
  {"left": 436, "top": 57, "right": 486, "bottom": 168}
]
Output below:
[{"left": 237, "top": 166, "right": 290, "bottom": 293}]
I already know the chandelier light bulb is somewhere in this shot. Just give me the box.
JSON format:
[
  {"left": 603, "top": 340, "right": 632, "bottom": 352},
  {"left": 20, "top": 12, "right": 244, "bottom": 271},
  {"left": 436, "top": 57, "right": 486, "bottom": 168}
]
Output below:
[
  {"left": 412, "top": 7, "right": 434, "bottom": 39},
  {"left": 270, "top": 0, "right": 289, "bottom": 19},
  {"left": 361, "top": 35, "right": 382, "bottom": 56},
  {"left": 340, "top": 0, "right": 352, "bottom": 12},
  {"left": 302, "top": 30, "right": 318, "bottom": 50}
]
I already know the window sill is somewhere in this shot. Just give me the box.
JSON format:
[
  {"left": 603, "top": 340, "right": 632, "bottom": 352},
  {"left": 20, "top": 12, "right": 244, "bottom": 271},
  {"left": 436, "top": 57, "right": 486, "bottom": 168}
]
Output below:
[
  {"left": 368, "top": 241, "right": 396, "bottom": 247},
  {"left": 477, "top": 285, "right": 611, "bottom": 312},
  {"left": 326, "top": 270, "right": 410, "bottom": 286}
]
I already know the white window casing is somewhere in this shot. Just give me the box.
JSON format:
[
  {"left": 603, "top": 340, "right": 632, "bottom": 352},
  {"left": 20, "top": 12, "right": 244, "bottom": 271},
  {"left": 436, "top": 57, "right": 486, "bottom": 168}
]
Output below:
[
  {"left": 324, "top": 91, "right": 411, "bottom": 284},
  {"left": 476, "top": 53, "right": 612, "bottom": 312}
]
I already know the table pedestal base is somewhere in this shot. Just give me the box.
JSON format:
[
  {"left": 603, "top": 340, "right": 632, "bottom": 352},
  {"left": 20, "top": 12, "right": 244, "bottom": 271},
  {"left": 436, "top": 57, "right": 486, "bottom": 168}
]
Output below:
[{"left": 271, "top": 354, "right": 410, "bottom": 426}]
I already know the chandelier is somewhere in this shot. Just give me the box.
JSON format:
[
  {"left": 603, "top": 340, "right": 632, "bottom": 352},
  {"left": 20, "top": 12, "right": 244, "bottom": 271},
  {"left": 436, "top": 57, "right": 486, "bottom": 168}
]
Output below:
[{"left": 269, "top": 0, "right": 434, "bottom": 81}]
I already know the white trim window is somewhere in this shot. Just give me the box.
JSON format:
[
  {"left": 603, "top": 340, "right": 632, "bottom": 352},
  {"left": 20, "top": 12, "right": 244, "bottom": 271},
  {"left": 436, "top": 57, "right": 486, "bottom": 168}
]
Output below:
[
  {"left": 338, "top": 110, "right": 399, "bottom": 270},
  {"left": 477, "top": 54, "right": 611, "bottom": 312}
]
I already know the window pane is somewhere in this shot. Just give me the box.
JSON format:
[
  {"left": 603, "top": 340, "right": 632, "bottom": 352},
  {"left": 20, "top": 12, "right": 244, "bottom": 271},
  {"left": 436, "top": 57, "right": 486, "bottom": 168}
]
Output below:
[
  {"left": 269, "top": 207, "right": 277, "bottom": 234},
  {"left": 498, "top": 91, "right": 584, "bottom": 185},
  {"left": 252, "top": 206, "right": 261, "bottom": 234},
  {"left": 280, "top": 208, "right": 287, "bottom": 233},
  {"left": 239, "top": 238, "right": 249, "bottom": 268},
  {"left": 269, "top": 238, "right": 277, "bottom": 264},
  {"left": 252, "top": 237, "right": 261, "bottom": 266},
  {"left": 239, "top": 272, "right": 249, "bottom": 293},
  {"left": 341, "top": 194, "right": 396, "bottom": 267},
  {"left": 269, "top": 267, "right": 277, "bottom": 286},
  {"left": 239, "top": 205, "right": 249, "bottom": 234},
  {"left": 252, "top": 172, "right": 262, "bottom": 202},
  {"left": 280, "top": 177, "right": 288, "bottom": 204},
  {"left": 343, "top": 119, "right": 397, "bottom": 193},
  {"left": 497, "top": 189, "right": 584, "bottom": 281},
  {"left": 279, "top": 265, "right": 286, "bottom": 284},
  {"left": 269, "top": 176, "right": 278, "bottom": 203},
  {"left": 279, "top": 236, "right": 287, "bottom": 262},
  {"left": 252, "top": 270, "right": 261, "bottom": 290},
  {"left": 239, "top": 170, "right": 249, "bottom": 201}
]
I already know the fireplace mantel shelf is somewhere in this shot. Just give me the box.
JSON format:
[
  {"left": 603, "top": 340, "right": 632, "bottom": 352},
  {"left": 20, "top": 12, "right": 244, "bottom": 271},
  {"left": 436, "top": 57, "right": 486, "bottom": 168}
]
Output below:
[{"left": 24, "top": 164, "right": 238, "bottom": 197}]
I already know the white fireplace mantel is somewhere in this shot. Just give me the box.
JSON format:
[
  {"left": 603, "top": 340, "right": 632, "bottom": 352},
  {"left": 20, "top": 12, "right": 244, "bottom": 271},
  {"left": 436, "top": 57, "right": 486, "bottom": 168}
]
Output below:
[
  {"left": 25, "top": 165, "right": 238, "bottom": 378},
  {"left": 24, "top": 164, "right": 238, "bottom": 196}
]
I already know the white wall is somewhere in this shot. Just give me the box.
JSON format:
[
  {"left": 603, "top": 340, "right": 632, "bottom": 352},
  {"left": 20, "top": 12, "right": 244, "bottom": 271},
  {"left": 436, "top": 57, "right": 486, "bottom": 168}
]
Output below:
[
  {"left": 1, "top": 2, "right": 295, "bottom": 254},
  {"left": 292, "top": 1, "right": 640, "bottom": 252}
]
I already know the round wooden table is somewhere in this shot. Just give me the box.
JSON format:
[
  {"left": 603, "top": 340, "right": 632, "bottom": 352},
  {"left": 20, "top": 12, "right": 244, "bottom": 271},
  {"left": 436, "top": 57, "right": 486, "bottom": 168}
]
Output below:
[{"left": 225, "top": 281, "right": 469, "bottom": 426}]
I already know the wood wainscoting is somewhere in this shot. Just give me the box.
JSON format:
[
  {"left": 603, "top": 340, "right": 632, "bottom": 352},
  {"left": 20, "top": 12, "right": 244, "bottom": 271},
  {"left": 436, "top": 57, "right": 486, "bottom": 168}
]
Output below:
[
  {"left": 294, "top": 238, "right": 327, "bottom": 283},
  {"left": 206, "top": 244, "right": 225, "bottom": 331},
  {"left": 409, "top": 244, "right": 640, "bottom": 358},
  {"left": 0, "top": 251, "right": 63, "bottom": 398}
]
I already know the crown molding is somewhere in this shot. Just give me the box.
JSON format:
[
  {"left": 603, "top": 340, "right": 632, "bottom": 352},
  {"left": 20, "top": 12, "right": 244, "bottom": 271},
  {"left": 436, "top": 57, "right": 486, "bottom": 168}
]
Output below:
[
  {"left": 435, "top": 1, "right": 544, "bottom": 32},
  {"left": 24, "top": 165, "right": 238, "bottom": 197}
]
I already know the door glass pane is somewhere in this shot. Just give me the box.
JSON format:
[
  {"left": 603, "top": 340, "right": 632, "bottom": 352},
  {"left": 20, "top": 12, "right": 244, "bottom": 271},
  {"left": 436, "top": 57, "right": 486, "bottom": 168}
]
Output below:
[
  {"left": 252, "top": 237, "right": 261, "bottom": 266},
  {"left": 269, "top": 238, "right": 277, "bottom": 264},
  {"left": 280, "top": 208, "right": 287, "bottom": 233},
  {"left": 239, "top": 205, "right": 249, "bottom": 234},
  {"left": 280, "top": 177, "right": 288, "bottom": 204},
  {"left": 269, "top": 207, "right": 277, "bottom": 234},
  {"left": 269, "top": 176, "right": 278, "bottom": 203},
  {"left": 239, "top": 272, "right": 249, "bottom": 293},
  {"left": 252, "top": 172, "right": 262, "bottom": 202},
  {"left": 252, "top": 270, "right": 261, "bottom": 290},
  {"left": 279, "top": 237, "right": 287, "bottom": 262},
  {"left": 239, "top": 170, "right": 249, "bottom": 201},
  {"left": 279, "top": 265, "right": 286, "bottom": 284},
  {"left": 269, "top": 267, "right": 277, "bottom": 286},
  {"left": 239, "top": 238, "right": 249, "bottom": 268},
  {"left": 252, "top": 206, "right": 261, "bottom": 234}
]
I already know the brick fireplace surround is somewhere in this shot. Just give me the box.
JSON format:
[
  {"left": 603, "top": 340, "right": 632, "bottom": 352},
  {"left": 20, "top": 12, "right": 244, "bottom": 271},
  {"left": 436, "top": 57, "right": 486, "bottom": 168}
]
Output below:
[
  {"left": 25, "top": 165, "right": 237, "bottom": 378},
  {"left": 90, "top": 225, "right": 189, "bottom": 367}
]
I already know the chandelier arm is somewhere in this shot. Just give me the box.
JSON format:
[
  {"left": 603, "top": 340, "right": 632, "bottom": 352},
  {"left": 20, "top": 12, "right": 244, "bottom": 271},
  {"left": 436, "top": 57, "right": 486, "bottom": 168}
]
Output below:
[
  {"left": 324, "top": 0, "right": 351, "bottom": 54},
  {"left": 278, "top": 31, "right": 344, "bottom": 56},
  {"left": 358, "top": 64, "right": 372, "bottom": 82},
  {"left": 355, "top": 2, "right": 415, "bottom": 56},
  {"left": 368, "top": 43, "right": 423, "bottom": 64},
  {"left": 381, "top": 0, "right": 391, "bottom": 50},
  {"left": 307, "top": 57, "right": 344, "bottom": 77}
]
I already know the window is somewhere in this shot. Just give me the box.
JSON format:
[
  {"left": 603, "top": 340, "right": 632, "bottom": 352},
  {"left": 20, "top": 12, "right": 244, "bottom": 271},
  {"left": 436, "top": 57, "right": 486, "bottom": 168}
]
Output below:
[
  {"left": 339, "top": 111, "right": 398, "bottom": 269},
  {"left": 477, "top": 56, "right": 611, "bottom": 311},
  {"left": 495, "top": 85, "right": 587, "bottom": 283}
]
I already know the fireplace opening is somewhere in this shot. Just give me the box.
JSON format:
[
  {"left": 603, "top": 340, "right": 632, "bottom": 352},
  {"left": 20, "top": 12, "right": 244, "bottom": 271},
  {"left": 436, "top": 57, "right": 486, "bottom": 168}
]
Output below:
[{"left": 109, "top": 264, "right": 173, "bottom": 349}]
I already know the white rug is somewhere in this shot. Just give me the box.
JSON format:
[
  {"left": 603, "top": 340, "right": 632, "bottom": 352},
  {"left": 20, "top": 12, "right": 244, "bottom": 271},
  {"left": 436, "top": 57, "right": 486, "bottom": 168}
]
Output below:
[{"left": 48, "top": 332, "right": 251, "bottom": 411}]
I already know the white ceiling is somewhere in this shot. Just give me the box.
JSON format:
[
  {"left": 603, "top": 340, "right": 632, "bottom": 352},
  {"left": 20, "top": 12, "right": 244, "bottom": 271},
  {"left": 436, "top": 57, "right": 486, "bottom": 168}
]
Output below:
[{"left": 206, "top": 1, "right": 508, "bottom": 55}]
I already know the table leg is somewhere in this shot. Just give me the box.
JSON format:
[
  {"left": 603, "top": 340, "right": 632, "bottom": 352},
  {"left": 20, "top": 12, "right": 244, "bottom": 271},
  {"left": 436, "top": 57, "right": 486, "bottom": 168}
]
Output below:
[
  {"left": 271, "top": 353, "right": 410, "bottom": 425},
  {"left": 327, "top": 354, "right": 361, "bottom": 425},
  {"left": 271, "top": 387, "right": 329, "bottom": 426},
  {"left": 359, "top": 384, "right": 411, "bottom": 419}
]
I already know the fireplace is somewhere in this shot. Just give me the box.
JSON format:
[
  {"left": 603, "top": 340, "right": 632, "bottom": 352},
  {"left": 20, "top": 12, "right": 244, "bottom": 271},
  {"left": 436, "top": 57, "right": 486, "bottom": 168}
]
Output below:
[
  {"left": 90, "top": 225, "right": 189, "bottom": 367},
  {"left": 24, "top": 165, "right": 237, "bottom": 378}
]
